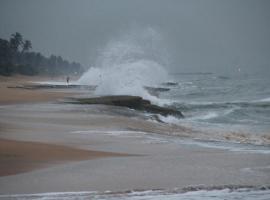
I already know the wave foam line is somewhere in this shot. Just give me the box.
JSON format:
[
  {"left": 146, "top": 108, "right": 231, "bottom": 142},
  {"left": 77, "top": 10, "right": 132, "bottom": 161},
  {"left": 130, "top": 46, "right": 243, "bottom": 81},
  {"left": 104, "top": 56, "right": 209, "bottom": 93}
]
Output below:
[{"left": 1, "top": 186, "right": 270, "bottom": 199}]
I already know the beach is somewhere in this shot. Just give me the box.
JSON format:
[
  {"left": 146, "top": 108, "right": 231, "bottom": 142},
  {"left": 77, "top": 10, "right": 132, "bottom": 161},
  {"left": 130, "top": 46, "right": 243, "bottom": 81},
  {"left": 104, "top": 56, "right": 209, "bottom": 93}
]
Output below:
[
  {"left": 0, "top": 75, "right": 74, "bottom": 104},
  {"left": 0, "top": 76, "right": 270, "bottom": 198},
  {"left": 1, "top": 1, "right": 270, "bottom": 198},
  {"left": 0, "top": 139, "right": 127, "bottom": 177}
]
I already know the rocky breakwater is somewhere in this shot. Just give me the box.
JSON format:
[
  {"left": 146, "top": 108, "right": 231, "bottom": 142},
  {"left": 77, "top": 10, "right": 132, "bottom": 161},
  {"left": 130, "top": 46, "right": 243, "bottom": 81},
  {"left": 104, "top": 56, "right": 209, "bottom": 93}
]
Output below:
[{"left": 73, "top": 95, "right": 184, "bottom": 118}]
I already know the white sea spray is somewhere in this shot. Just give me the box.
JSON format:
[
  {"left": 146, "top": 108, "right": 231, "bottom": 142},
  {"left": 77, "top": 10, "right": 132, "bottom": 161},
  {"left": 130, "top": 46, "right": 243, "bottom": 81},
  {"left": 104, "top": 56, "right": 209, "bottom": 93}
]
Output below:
[{"left": 78, "top": 27, "right": 170, "bottom": 105}]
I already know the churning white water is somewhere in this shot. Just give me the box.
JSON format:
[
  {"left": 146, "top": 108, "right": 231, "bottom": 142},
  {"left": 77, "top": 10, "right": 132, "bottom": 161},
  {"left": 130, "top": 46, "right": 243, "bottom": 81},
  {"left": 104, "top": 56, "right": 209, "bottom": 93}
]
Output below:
[{"left": 78, "top": 28, "right": 170, "bottom": 102}]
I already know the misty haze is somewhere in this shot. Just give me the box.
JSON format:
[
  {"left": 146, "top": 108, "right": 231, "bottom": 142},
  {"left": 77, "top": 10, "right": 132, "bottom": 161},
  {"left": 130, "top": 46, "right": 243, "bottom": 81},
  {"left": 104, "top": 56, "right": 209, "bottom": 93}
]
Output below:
[{"left": 0, "top": 1, "right": 270, "bottom": 199}]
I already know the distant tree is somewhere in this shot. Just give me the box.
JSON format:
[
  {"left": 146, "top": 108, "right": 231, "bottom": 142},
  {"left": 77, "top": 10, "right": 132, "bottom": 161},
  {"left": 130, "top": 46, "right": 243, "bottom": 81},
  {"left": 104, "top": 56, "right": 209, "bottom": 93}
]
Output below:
[
  {"left": 0, "top": 32, "right": 85, "bottom": 76},
  {"left": 9, "top": 32, "right": 23, "bottom": 52},
  {"left": 22, "top": 40, "right": 32, "bottom": 52},
  {"left": 0, "top": 38, "right": 12, "bottom": 65}
]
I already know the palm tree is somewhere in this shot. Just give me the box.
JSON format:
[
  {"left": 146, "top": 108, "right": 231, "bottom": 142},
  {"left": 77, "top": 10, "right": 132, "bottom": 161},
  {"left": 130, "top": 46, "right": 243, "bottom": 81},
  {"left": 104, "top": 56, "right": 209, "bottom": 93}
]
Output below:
[
  {"left": 0, "top": 38, "right": 12, "bottom": 65},
  {"left": 9, "top": 32, "right": 23, "bottom": 52},
  {"left": 22, "top": 40, "right": 32, "bottom": 52}
]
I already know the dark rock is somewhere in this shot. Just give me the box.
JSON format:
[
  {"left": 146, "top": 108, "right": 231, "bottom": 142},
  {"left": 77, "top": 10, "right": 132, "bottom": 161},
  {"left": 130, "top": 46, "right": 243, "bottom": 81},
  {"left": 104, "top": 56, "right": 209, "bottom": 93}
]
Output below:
[
  {"left": 162, "top": 82, "right": 178, "bottom": 86},
  {"left": 144, "top": 86, "right": 170, "bottom": 97},
  {"left": 74, "top": 95, "right": 184, "bottom": 118}
]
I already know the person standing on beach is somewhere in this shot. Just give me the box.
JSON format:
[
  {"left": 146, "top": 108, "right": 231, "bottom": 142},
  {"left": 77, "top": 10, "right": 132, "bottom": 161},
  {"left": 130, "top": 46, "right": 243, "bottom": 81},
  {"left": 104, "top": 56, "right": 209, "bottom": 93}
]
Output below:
[{"left": 66, "top": 76, "right": 70, "bottom": 86}]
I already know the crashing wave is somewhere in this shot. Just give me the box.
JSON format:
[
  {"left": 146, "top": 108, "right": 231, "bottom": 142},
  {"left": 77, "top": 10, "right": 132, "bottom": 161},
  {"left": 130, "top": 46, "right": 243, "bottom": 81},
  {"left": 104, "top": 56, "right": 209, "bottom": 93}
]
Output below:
[{"left": 78, "top": 27, "right": 171, "bottom": 105}]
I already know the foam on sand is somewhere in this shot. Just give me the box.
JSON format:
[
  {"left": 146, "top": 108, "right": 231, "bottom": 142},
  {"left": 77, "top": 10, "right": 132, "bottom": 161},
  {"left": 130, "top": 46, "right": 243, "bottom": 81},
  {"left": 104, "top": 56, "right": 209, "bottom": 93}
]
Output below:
[{"left": 1, "top": 186, "right": 269, "bottom": 200}]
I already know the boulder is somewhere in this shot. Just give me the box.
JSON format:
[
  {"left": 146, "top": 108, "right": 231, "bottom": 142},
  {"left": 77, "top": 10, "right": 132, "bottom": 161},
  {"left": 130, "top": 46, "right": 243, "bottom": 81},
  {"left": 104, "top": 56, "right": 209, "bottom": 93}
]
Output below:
[
  {"left": 74, "top": 95, "right": 184, "bottom": 118},
  {"left": 144, "top": 86, "right": 170, "bottom": 97},
  {"left": 162, "top": 82, "right": 178, "bottom": 86}
]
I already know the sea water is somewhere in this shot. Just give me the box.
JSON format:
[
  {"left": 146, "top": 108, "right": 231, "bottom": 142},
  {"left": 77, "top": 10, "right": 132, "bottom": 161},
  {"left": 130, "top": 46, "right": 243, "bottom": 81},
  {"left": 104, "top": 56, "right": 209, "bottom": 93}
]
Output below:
[
  {"left": 78, "top": 27, "right": 270, "bottom": 147},
  {"left": 160, "top": 72, "right": 270, "bottom": 145}
]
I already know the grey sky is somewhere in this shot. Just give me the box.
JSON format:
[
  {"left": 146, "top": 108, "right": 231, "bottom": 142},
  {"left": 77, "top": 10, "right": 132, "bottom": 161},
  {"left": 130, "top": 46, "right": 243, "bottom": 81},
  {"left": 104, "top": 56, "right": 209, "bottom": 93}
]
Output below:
[{"left": 0, "top": 0, "right": 269, "bottom": 74}]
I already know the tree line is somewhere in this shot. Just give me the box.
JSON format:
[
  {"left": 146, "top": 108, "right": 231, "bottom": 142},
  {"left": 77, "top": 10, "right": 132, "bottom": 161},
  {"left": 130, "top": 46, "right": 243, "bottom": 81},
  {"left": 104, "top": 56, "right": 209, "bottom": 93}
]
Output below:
[{"left": 0, "top": 32, "right": 85, "bottom": 76}]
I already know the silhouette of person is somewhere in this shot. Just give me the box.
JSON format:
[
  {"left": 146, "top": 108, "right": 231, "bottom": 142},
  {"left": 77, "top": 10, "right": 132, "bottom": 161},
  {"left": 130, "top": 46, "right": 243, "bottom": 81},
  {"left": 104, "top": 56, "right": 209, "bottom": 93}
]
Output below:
[{"left": 66, "top": 76, "right": 70, "bottom": 85}]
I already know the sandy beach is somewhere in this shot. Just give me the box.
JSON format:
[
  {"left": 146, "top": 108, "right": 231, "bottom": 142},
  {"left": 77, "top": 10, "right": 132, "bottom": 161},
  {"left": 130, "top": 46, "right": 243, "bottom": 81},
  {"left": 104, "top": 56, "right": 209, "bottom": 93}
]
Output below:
[
  {"left": 0, "top": 75, "right": 74, "bottom": 104},
  {"left": 1, "top": 1, "right": 270, "bottom": 198},
  {"left": 0, "top": 75, "right": 129, "bottom": 176},
  {"left": 0, "top": 76, "right": 269, "bottom": 195},
  {"left": 0, "top": 139, "right": 128, "bottom": 177}
]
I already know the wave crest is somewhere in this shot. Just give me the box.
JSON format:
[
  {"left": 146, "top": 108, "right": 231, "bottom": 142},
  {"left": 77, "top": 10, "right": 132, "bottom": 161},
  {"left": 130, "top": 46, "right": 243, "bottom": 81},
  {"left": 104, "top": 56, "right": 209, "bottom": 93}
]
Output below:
[{"left": 79, "top": 27, "right": 170, "bottom": 103}]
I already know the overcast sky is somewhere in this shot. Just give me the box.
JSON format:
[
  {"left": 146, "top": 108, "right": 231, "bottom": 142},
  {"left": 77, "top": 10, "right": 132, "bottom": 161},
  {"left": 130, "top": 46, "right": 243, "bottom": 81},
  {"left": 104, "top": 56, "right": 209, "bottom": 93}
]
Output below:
[{"left": 0, "top": 0, "right": 269, "bottom": 74}]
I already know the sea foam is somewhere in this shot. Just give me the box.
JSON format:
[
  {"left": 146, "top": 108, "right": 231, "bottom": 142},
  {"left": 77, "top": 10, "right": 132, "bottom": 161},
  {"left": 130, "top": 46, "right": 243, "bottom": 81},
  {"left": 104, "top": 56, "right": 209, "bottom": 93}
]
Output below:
[
  {"left": 78, "top": 27, "right": 170, "bottom": 104},
  {"left": 1, "top": 187, "right": 269, "bottom": 200}
]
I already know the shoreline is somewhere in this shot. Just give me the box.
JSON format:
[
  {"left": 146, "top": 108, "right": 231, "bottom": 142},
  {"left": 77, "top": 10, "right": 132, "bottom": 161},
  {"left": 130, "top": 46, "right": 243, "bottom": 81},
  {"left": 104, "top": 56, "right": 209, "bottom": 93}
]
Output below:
[
  {"left": 0, "top": 75, "right": 269, "bottom": 194},
  {"left": 0, "top": 75, "right": 75, "bottom": 105},
  {"left": 0, "top": 75, "right": 130, "bottom": 177}
]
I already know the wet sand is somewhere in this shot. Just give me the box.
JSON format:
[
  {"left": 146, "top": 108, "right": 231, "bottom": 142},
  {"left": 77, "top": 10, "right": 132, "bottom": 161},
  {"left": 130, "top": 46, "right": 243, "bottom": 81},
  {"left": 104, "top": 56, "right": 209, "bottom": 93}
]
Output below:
[
  {"left": 0, "top": 139, "right": 128, "bottom": 177},
  {"left": 0, "top": 75, "right": 128, "bottom": 177},
  {"left": 0, "top": 75, "right": 72, "bottom": 104},
  {"left": 0, "top": 76, "right": 269, "bottom": 194}
]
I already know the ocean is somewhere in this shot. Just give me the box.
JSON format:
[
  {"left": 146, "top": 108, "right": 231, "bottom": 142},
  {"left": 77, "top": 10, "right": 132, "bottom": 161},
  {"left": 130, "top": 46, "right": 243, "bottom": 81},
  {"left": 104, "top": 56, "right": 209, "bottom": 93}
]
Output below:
[
  {"left": 161, "top": 72, "right": 270, "bottom": 145},
  {"left": 78, "top": 28, "right": 270, "bottom": 149}
]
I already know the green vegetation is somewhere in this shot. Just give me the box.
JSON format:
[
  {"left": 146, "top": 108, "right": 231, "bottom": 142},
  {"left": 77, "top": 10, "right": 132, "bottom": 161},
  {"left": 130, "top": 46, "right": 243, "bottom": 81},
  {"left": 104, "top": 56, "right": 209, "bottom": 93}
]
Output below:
[{"left": 0, "top": 32, "right": 85, "bottom": 76}]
